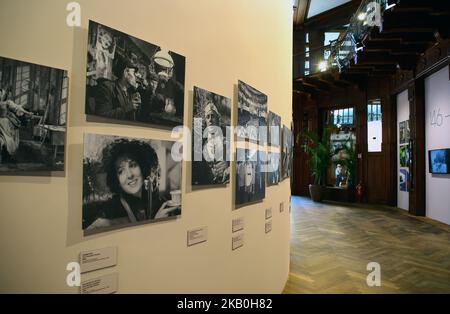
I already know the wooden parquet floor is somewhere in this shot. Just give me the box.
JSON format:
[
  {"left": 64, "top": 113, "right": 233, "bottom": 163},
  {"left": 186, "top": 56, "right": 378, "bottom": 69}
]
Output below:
[{"left": 283, "top": 197, "right": 450, "bottom": 294}]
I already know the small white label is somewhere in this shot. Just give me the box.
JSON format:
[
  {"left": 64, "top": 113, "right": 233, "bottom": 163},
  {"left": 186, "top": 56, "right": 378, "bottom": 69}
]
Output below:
[
  {"left": 265, "top": 207, "right": 272, "bottom": 219},
  {"left": 279, "top": 202, "right": 284, "bottom": 213},
  {"left": 80, "top": 247, "right": 117, "bottom": 274},
  {"left": 187, "top": 226, "right": 208, "bottom": 247},
  {"left": 232, "top": 217, "right": 244, "bottom": 233},
  {"left": 265, "top": 220, "right": 272, "bottom": 234},
  {"left": 232, "top": 234, "right": 244, "bottom": 250},
  {"left": 80, "top": 273, "right": 118, "bottom": 294}
]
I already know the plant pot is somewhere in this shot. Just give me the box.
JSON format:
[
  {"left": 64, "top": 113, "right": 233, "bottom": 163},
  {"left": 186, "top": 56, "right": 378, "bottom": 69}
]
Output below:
[{"left": 309, "top": 184, "right": 323, "bottom": 202}]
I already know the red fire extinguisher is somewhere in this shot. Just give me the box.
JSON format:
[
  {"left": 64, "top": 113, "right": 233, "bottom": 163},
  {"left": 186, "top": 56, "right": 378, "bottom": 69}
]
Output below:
[{"left": 356, "top": 180, "right": 365, "bottom": 203}]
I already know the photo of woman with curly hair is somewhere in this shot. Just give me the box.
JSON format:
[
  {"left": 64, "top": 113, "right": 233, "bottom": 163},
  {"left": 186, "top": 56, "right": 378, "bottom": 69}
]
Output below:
[{"left": 82, "top": 134, "right": 182, "bottom": 234}]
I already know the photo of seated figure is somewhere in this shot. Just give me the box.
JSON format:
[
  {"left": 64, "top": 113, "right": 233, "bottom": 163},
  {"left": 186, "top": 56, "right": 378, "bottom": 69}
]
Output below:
[
  {"left": 0, "top": 56, "right": 68, "bottom": 173},
  {"left": 85, "top": 20, "right": 185, "bottom": 128}
]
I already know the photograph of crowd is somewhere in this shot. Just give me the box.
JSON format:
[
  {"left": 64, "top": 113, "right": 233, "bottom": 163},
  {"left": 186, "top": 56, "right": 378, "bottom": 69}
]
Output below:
[
  {"left": 82, "top": 133, "right": 182, "bottom": 234},
  {"left": 192, "top": 86, "right": 231, "bottom": 186},
  {"left": 268, "top": 111, "right": 281, "bottom": 146},
  {"left": 235, "top": 148, "right": 265, "bottom": 206},
  {"left": 237, "top": 80, "right": 267, "bottom": 144},
  {"left": 281, "top": 125, "right": 293, "bottom": 179},
  {"left": 0, "top": 56, "right": 68, "bottom": 172},
  {"left": 85, "top": 20, "right": 185, "bottom": 127}
]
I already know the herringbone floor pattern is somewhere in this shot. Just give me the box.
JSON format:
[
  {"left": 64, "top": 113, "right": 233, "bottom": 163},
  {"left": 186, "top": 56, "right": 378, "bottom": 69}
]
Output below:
[{"left": 283, "top": 197, "right": 450, "bottom": 294}]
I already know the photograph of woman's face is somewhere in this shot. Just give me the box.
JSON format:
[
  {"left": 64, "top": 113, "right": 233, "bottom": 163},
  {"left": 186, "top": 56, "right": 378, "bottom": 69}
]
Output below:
[{"left": 115, "top": 155, "right": 143, "bottom": 196}]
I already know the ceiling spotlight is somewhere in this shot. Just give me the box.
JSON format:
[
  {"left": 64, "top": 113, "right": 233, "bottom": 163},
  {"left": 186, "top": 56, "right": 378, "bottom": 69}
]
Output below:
[{"left": 319, "top": 61, "right": 328, "bottom": 72}]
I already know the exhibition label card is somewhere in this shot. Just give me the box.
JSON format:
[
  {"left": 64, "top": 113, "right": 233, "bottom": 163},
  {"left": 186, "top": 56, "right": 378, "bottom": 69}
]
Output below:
[
  {"left": 265, "top": 207, "right": 273, "bottom": 219},
  {"left": 187, "top": 226, "right": 208, "bottom": 247},
  {"left": 265, "top": 220, "right": 272, "bottom": 234},
  {"left": 232, "top": 217, "right": 244, "bottom": 233},
  {"left": 80, "top": 273, "right": 118, "bottom": 294},
  {"left": 232, "top": 234, "right": 244, "bottom": 251},
  {"left": 279, "top": 202, "right": 284, "bottom": 213},
  {"left": 80, "top": 247, "right": 117, "bottom": 274}
]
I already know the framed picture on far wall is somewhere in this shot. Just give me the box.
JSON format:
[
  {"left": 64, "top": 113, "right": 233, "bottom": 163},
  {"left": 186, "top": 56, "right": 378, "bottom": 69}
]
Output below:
[
  {"left": 235, "top": 148, "right": 265, "bottom": 206},
  {"left": 399, "top": 168, "right": 409, "bottom": 192},
  {"left": 281, "top": 125, "right": 293, "bottom": 180},
  {"left": 267, "top": 111, "right": 281, "bottom": 147},
  {"left": 85, "top": 20, "right": 186, "bottom": 128},
  {"left": 399, "top": 144, "right": 410, "bottom": 168},
  {"left": 267, "top": 151, "right": 281, "bottom": 185},
  {"left": 82, "top": 133, "right": 182, "bottom": 235},
  {"left": 0, "top": 56, "right": 68, "bottom": 173},
  {"left": 236, "top": 80, "right": 267, "bottom": 144},
  {"left": 192, "top": 86, "right": 231, "bottom": 186},
  {"left": 399, "top": 120, "right": 410, "bottom": 145}
]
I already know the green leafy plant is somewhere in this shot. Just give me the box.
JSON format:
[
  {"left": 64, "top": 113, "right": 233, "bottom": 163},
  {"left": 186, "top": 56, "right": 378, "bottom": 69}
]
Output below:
[{"left": 297, "top": 126, "right": 335, "bottom": 185}]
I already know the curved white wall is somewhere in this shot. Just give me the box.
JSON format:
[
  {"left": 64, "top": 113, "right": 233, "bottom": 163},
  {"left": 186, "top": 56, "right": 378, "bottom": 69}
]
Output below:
[
  {"left": 0, "top": 0, "right": 292, "bottom": 293},
  {"left": 425, "top": 66, "right": 450, "bottom": 225}
]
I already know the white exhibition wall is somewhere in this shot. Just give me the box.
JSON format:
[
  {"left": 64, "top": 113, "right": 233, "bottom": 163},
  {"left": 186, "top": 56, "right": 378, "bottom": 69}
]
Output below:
[
  {"left": 424, "top": 66, "right": 450, "bottom": 225},
  {"left": 0, "top": 0, "right": 292, "bottom": 293},
  {"left": 397, "top": 90, "right": 409, "bottom": 210}
]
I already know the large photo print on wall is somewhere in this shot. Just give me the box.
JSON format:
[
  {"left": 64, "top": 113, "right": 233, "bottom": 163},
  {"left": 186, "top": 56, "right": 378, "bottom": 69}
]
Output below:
[
  {"left": 282, "top": 125, "right": 293, "bottom": 179},
  {"left": 237, "top": 80, "right": 267, "bottom": 144},
  {"left": 267, "top": 111, "right": 281, "bottom": 146},
  {"left": 82, "top": 133, "right": 182, "bottom": 234},
  {"left": 85, "top": 20, "right": 185, "bottom": 127},
  {"left": 0, "top": 56, "right": 68, "bottom": 173},
  {"left": 192, "top": 86, "right": 231, "bottom": 186},
  {"left": 235, "top": 148, "right": 265, "bottom": 206}
]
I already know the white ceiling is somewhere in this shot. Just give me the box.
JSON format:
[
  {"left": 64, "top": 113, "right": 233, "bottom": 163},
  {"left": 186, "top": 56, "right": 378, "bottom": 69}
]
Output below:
[{"left": 307, "top": 0, "right": 352, "bottom": 18}]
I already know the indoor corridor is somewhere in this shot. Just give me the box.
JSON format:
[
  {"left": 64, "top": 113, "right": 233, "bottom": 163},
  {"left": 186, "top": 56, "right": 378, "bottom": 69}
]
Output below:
[{"left": 283, "top": 197, "right": 450, "bottom": 293}]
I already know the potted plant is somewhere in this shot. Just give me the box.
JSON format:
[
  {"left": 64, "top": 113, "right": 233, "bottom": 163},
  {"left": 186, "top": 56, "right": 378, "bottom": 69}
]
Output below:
[{"left": 297, "top": 126, "right": 334, "bottom": 202}]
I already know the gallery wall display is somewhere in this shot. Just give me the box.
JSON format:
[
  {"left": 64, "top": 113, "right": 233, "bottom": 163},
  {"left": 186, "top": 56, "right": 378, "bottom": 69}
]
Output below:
[
  {"left": 237, "top": 80, "right": 267, "bottom": 144},
  {"left": 85, "top": 20, "right": 186, "bottom": 127},
  {"left": 398, "top": 119, "right": 411, "bottom": 191},
  {"left": 267, "top": 111, "right": 281, "bottom": 147},
  {"left": 192, "top": 86, "right": 231, "bottom": 186},
  {"left": 82, "top": 133, "right": 182, "bottom": 234},
  {"left": 235, "top": 148, "right": 265, "bottom": 206},
  {"left": 267, "top": 152, "right": 280, "bottom": 185},
  {"left": 329, "top": 129, "right": 356, "bottom": 186},
  {"left": 281, "top": 125, "right": 293, "bottom": 180},
  {"left": 0, "top": 56, "right": 68, "bottom": 172}
]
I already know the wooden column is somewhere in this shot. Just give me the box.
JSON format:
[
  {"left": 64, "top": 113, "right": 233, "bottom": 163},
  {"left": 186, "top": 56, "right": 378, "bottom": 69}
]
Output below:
[{"left": 408, "top": 79, "right": 426, "bottom": 216}]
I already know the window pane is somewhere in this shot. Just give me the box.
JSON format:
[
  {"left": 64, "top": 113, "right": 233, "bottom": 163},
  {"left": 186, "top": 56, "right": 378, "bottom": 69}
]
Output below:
[{"left": 368, "top": 100, "right": 382, "bottom": 152}]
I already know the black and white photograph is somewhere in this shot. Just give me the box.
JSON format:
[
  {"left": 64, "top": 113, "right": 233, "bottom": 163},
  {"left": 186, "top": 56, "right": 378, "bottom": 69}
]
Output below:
[
  {"left": 0, "top": 56, "right": 68, "bottom": 172},
  {"left": 235, "top": 148, "right": 265, "bottom": 206},
  {"left": 281, "top": 125, "right": 293, "bottom": 179},
  {"left": 192, "top": 86, "right": 231, "bottom": 186},
  {"left": 82, "top": 133, "right": 182, "bottom": 234},
  {"left": 237, "top": 80, "right": 267, "bottom": 144},
  {"left": 85, "top": 20, "right": 185, "bottom": 127},
  {"left": 399, "top": 120, "right": 410, "bottom": 145},
  {"left": 267, "top": 111, "right": 281, "bottom": 146},
  {"left": 267, "top": 151, "right": 280, "bottom": 185}
]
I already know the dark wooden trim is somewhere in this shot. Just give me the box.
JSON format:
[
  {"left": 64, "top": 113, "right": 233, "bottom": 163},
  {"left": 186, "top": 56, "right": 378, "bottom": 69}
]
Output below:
[
  {"left": 408, "top": 80, "right": 426, "bottom": 216},
  {"left": 389, "top": 93, "right": 398, "bottom": 207}
]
